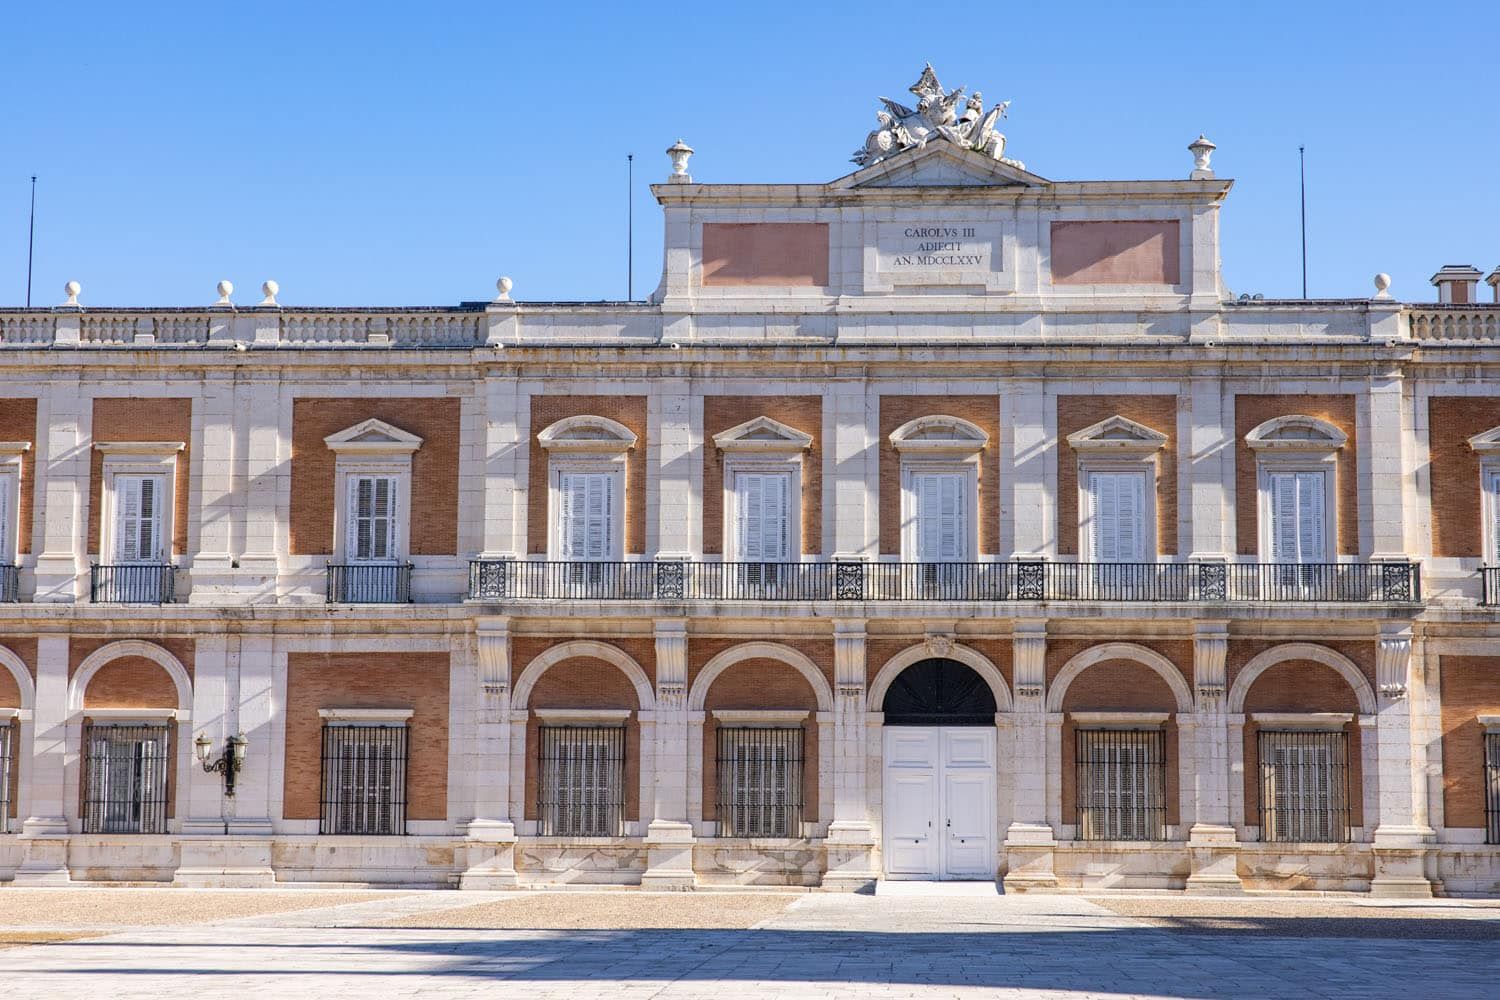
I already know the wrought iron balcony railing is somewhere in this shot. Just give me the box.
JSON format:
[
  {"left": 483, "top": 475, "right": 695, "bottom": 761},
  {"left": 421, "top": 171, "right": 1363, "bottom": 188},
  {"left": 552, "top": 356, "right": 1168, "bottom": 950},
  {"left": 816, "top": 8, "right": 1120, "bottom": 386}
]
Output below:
[
  {"left": 469, "top": 559, "right": 1422, "bottom": 604},
  {"left": 90, "top": 563, "right": 176, "bottom": 604},
  {"left": 326, "top": 563, "right": 413, "bottom": 603},
  {"left": 0, "top": 564, "right": 16, "bottom": 603},
  {"left": 1482, "top": 567, "right": 1500, "bottom": 606}
]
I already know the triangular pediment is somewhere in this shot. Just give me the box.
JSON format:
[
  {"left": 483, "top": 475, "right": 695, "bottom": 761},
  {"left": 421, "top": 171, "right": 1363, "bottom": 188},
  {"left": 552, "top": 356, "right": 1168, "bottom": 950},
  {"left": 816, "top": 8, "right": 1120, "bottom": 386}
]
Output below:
[
  {"left": 713, "top": 416, "right": 814, "bottom": 452},
  {"left": 1066, "top": 415, "right": 1168, "bottom": 453},
  {"left": 323, "top": 418, "right": 424, "bottom": 455},
  {"left": 1470, "top": 425, "right": 1500, "bottom": 455},
  {"left": 833, "top": 141, "right": 1049, "bottom": 190}
]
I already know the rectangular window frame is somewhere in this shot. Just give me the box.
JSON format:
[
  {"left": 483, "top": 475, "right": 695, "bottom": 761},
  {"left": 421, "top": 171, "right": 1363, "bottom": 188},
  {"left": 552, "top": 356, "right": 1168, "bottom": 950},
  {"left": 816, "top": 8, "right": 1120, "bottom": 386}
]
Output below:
[
  {"left": 81, "top": 720, "right": 172, "bottom": 834},
  {"left": 0, "top": 719, "right": 12, "bottom": 834},
  {"left": 1074, "top": 726, "right": 1167, "bottom": 842},
  {"left": 1080, "top": 466, "right": 1153, "bottom": 564},
  {"left": 899, "top": 459, "right": 979, "bottom": 563},
  {"left": 1485, "top": 728, "right": 1500, "bottom": 846},
  {"left": 1257, "top": 727, "right": 1350, "bottom": 844},
  {"left": 0, "top": 444, "right": 26, "bottom": 565},
  {"left": 1256, "top": 458, "right": 1336, "bottom": 564},
  {"left": 318, "top": 716, "right": 410, "bottom": 837},
  {"left": 1481, "top": 464, "right": 1500, "bottom": 566},
  {"left": 723, "top": 456, "right": 803, "bottom": 562},
  {"left": 536, "top": 723, "right": 626, "bottom": 838},
  {"left": 715, "top": 724, "right": 806, "bottom": 839},
  {"left": 332, "top": 460, "right": 412, "bottom": 564},
  {"left": 549, "top": 459, "right": 625, "bottom": 562}
]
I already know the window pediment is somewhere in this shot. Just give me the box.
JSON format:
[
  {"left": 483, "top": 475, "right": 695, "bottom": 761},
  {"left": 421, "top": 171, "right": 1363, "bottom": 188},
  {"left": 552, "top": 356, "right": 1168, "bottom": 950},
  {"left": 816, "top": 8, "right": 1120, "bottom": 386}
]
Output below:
[
  {"left": 94, "top": 441, "right": 185, "bottom": 456},
  {"left": 1066, "top": 415, "right": 1168, "bottom": 455},
  {"left": 713, "top": 416, "right": 813, "bottom": 453},
  {"left": 324, "top": 418, "right": 424, "bottom": 456},
  {"left": 1245, "top": 415, "right": 1346, "bottom": 453},
  {"left": 889, "top": 415, "right": 988, "bottom": 455},
  {"left": 1468, "top": 425, "right": 1500, "bottom": 456},
  {"left": 538, "top": 415, "right": 637, "bottom": 454}
]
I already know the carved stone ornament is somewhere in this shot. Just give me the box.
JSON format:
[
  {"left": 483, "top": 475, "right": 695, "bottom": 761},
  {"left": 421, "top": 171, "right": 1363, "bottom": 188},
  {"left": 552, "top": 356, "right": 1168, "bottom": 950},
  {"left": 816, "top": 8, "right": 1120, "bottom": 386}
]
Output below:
[
  {"left": 924, "top": 634, "right": 954, "bottom": 658},
  {"left": 852, "top": 63, "right": 1020, "bottom": 168}
]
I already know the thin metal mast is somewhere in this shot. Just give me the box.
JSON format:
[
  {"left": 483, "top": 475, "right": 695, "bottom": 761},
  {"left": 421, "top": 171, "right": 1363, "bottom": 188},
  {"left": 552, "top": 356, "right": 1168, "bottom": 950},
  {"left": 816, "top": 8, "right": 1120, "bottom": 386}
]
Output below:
[
  {"left": 26, "top": 176, "right": 37, "bottom": 308},
  {"left": 1299, "top": 146, "right": 1307, "bottom": 298},
  {"left": 627, "top": 154, "right": 634, "bottom": 301}
]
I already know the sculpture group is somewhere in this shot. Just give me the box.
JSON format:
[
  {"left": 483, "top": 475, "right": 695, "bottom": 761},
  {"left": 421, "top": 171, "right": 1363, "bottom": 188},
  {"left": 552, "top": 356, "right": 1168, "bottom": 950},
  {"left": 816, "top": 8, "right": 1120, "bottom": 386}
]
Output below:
[{"left": 853, "top": 64, "right": 1020, "bottom": 169}]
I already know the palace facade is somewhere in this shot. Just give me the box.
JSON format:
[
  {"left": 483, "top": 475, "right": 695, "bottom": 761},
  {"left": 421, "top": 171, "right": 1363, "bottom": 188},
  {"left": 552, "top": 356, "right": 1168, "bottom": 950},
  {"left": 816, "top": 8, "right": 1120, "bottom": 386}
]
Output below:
[{"left": 2, "top": 75, "right": 1500, "bottom": 895}]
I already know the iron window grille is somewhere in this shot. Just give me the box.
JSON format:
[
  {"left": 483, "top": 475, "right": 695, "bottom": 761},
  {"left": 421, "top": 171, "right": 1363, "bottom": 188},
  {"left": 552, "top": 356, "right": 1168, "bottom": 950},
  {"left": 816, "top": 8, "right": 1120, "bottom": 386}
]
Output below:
[
  {"left": 716, "top": 727, "right": 805, "bottom": 838},
  {"left": 538, "top": 725, "right": 625, "bottom": 837},
  {"left": 1075, "top": 728, "right": 1167, "bottom": 841},
  {"left": 0, "top": 723, "right": 11, "bottom": 833},
  {"left": 1258, "top": 729, "right": 1350, "bottom": 843},
  {"left": 319, "top": 724, "right": 409, "bottom": 835},
  {"left": 81, "top": 722, "right": 171, "bottom": 834},
  {"left": 1485, "top": 732, "right": 1500, "bottom": 846}
]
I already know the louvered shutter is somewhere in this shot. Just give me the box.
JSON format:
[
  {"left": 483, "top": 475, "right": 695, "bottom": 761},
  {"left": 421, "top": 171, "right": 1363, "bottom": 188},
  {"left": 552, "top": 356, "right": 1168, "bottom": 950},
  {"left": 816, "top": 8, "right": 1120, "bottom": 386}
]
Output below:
[
  {"left": 1089, "top": 472, "right": 1146, "bottom": 563},
  {"left": 914, "top": 473, "right": 965, "bottom": 561},
  {"left": 559, "top": 473, "right": 612, "bottom": 559},
  {"left": 1491, "top": 474, "right": 1500, "bottom": 564},
  {"left": 115, "top": 475, "right": 163, "bottom": 562},
  {"left": 586, "top": 474, "right": 611, "bottom": 558},
  {"left": 740, "top": 473, "right": 764, "bottom": 560},
  {"left": 766, "top": 474, "right": 789, "bottom": 561},
  {"left": 0, "top": 472, "right": 14, "bottom": 562},
  {"left": 1090, "top": 473, "right": 1118, "bottom": 562},
  {"left": 1269, "top": 473, "right": 1299, "bottom": 562},
  {"left": 1117, "top": 473, "right": 1143, "bottom": 562},
  {"left": 1295, "top": 472, "right": 1325, "bottom": 562},
  {"left": 735, "top": 473, "right": 790, "bottom": 561}
]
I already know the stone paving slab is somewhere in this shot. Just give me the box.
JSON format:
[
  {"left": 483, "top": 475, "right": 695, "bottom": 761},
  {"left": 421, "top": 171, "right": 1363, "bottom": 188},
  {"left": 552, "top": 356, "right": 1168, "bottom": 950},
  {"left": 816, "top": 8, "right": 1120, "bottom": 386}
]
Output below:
[{"left": 0, "top": 890, "right": 1497, "bottom": 998}]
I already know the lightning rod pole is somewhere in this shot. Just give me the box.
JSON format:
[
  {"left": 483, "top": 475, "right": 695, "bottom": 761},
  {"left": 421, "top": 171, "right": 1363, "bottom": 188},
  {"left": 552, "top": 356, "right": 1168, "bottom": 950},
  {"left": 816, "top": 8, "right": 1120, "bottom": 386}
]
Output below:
[{"left": 26, "top": 176, "right": 37, "bottom": 308}]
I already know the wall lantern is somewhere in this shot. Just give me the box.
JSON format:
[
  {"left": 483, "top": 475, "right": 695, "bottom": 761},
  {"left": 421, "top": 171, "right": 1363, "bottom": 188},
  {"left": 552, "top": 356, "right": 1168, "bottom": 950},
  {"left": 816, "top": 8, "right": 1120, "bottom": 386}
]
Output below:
[{"left": 195, "top": 731, "right": 249, "bottom": 797}]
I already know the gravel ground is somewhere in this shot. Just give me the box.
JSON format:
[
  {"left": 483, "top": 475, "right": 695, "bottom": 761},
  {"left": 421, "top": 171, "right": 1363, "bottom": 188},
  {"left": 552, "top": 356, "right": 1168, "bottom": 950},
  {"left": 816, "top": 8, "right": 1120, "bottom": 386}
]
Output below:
[
  {"left": 0, "top": 930, "right": 98, "bottom": 949},
  {"left": 1088, "top": 896, "right": 1500, "bottom": 940},
  {"left": 382, "top": 890, "right": 800, "bottom": 929},
  {"left": 0, "top": 888, "right": 398, "bottom": 928}
]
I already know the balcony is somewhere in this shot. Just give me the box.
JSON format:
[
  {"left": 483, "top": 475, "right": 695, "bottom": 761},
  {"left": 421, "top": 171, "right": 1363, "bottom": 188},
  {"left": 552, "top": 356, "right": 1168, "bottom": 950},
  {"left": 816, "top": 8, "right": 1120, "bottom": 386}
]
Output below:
[
  {"left": 91, "top": 563, "right": 176, "bottom": 604},
  {"left": 326, "top": 563, "right": 413, "bottom": 604},
  {"left": 468, "top": 559, "right": 1422, "bottom": 605}
]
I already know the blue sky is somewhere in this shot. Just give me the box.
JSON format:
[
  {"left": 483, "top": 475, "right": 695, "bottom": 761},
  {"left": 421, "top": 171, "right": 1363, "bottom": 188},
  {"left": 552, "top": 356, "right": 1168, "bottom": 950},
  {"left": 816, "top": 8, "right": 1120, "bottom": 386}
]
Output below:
[{"left": 3, "top": 1, "right": 1495, "bottom": 307}]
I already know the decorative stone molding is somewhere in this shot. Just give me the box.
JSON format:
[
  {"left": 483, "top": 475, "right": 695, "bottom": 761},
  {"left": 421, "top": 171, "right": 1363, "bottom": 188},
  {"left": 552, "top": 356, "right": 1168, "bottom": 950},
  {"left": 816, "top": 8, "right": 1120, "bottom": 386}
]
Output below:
[
  {"left": 1013, "top": 620, "right": 1046, "bottom": 700},
  {"left": 1377, "top": 625, "right": 1414, "bottom": 700},
  {"left": 322, "top": 418, "right": 423, "bottom": 456},
  {"left": 318, "top": 707, "right": 414, "bottom": 723},
  {"left": 924, "top": 632, "right": 954, "bottom": 658},
  {"left": 1064, "top": 415, "right": 1169, "bottom": 455},
  {"left": 1244, "top": 415, "right": 1347, "bottom": 452},
  {"left": 888, "top": 415, "right": 988, "bottom": 455},
  {"left": 712, "top": 415, "right": 813, "bottom": 454},
  {"left": 654, "top": 619, "right": 689, "bottom": 711},
  {"left": 1193, "top": 622, "right": 1229, "bottom": 706},
  {"left": 537, "top": 414, "right": 637, "bottom": 454},
  {"left": 688, "top": 641, "right": 832, "bottom": 713},
  {"left": 475, "top": 617, "right": 511, "bottom": 698}
]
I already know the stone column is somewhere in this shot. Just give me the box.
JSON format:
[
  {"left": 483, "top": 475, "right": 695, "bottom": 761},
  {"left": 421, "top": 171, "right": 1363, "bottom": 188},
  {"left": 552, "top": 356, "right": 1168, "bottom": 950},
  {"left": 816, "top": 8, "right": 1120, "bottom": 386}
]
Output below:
[
  {"left": 830, "top": 381, "right": 873, "bottom": 560},
  {"left": 461, "top": 617, "right": 519, "bottom": 888},
  {"left": 823, "top": 619, "right": 876, "bottom": 891},
  {"left": 1370, "top": 624, "right": 1435, "bottom": 896},
  {"left": 1185, "top": 621, "right": 1242, "bottom": 893},
  {"left": 642, "top": 619, "right": 695, "bottom": 888},
  {"left": 654, "top": 380, "right": 694, "bottom": 559},
  {"left": 238, "top": 376, "right": 282, "bottom": 586},
  {"left": 1006, "top": 381, "right": 1052, "bottom": 559},
  {"left": 182, "top": 635, "right": 229, "bottom": 835},
  {"left": 1364, "top": 367, "right": 1411, "bottom": 562},
  {"left": 187, "top": 376, "right": 238, "bottom": 601},
  {"left": 32, "top": 379, "right": 86, "bottom": 603},
  {"left": 1186, "top": 381, "right": 1232, "bottom": 560},
  {"left": 16, "top": 637, "right": 70, "bottom": 883},
  {"left": 478, "top": 375, "right": 524, "bottom": 560},
  {"left": 1003, "top": 618, "right": 1057, "bottom": 890}
]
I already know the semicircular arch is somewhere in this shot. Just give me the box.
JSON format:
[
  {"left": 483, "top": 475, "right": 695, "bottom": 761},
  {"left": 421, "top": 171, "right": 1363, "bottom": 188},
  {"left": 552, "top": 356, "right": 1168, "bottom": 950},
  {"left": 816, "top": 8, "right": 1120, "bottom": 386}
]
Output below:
[
  {"left": 867, "top": 642, "right": 1011, "bottom": 713},
  {"left": 687, "top": 642, "right": 833, "bottom": 713},
  {"left": 512, "top": 640, "right": 655, "bottom": 712},
  {"left": 1227, "top": 642, "right": 1375, "bottom": 715},
  {"left": 1046, "top": 642, "right": 1193, "bottom": 714},
  {"left": 68, "top": 640, "right": 193, "bottom": 716}
]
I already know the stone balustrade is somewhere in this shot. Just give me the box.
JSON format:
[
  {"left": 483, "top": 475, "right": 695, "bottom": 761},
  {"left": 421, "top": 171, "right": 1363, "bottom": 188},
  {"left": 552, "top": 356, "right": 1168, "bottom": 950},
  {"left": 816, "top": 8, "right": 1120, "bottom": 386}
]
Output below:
[{"left": 1408, "top": 305, "right": 1500, "bottom": 341}]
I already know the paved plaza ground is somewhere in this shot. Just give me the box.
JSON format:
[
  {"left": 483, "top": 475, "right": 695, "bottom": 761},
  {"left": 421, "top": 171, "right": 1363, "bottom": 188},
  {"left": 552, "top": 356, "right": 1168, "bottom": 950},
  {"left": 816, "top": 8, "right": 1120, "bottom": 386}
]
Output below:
[{"left": 1, "top": 885, "right": 1496, "bottom": 998}]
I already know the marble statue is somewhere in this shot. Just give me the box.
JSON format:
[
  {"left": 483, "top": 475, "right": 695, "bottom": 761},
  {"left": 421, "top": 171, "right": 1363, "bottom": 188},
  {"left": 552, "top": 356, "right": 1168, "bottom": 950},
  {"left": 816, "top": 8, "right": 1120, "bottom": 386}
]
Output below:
[{"left": 852, "top": 64, "right": 1019, "bottom": 168}]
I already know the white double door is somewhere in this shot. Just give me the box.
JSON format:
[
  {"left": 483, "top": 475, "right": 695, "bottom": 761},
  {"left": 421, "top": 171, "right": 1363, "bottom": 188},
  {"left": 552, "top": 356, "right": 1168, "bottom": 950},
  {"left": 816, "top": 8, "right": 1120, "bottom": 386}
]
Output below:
[{"left": 881, "top": 726, "right": 997, "bottom": 880}]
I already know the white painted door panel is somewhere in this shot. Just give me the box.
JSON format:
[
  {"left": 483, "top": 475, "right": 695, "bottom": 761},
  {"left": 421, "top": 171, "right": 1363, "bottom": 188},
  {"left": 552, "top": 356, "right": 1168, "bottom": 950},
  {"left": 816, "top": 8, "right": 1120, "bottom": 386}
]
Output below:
[
  {"left": 882, "top": 726, "right": 997, "bottom": 881},
  {"left": 943, "top": 769, "right": 993, "bottom": 877},
  {"left": 884, "top": 771, "right": 939, "bottom": 875}
]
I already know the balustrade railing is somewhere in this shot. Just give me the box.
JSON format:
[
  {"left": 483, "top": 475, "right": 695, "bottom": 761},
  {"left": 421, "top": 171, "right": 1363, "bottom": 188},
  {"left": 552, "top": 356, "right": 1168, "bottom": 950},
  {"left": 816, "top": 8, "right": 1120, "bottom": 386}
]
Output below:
[
  {"left": 326, "top": 563, "right": 413, "bottom": 603},
  {"left": 1408, "top": 305, "right": 1500, "bottom": 342},
  {"left": 469, "top": 559, "right": 1421, "bottom": 604},
  {"left": 90, "top": 563, "right": 176, "bottom": 604}
]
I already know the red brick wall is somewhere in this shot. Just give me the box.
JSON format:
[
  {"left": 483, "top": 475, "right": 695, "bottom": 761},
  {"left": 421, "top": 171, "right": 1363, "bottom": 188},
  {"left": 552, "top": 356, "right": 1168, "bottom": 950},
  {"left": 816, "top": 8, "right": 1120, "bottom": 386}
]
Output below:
[
  {"left": 1438, "top": 656, "right": 1500, "bottom": 828},
  {"left": 1056, "top": 396, "right": 1179, "bottom": 556},
  {"left": 69, "top": 638, "right": 195, "bottom": 682},
  {"left": 1050, "top": 221, "right": 1181, "bottom": 285},
  {"left": 88, "top": 398, "right": 192, "bottom": 556},
  {"left": 878, "top": 396, "right": 1001, "bottom": 555},
  {"left": 701, "top": 224, "right": 830, "bottom": 287},
  {"left": 1233, "top": 395, "right": 1358, "bottom": 556},
  {"left": 1044, "top": 638, "right": 1193, "bottom": 690},
  {"left": 700, "top": 660, "right": 820, "bottom": 823},
  {"left": 1427, "top": 397, "right": 1500, "bottom": 558},
  {"left": 283, "top": 653, "right": 451, "bottom": 822},
  {"left": 703, "top": 396, "right": 823, "bottom": 555},
  {"left": 289, "top": 398, "right": 460, "bottom": 556},
  {"left": 527, "top": 396, "right": 648, "bottom": 555},
  {"left": 81, "top": 658, "right": 180, "bottom": 709},
  {"left": 1058, "top": 660, "right": 1181, "bottom": 826},
  {"left": 0, "top": 399, "right": 37, "bottom": 555},
  {"left": 687, "top": 637, "right": 833, "bottom": 692},
  {"left": 1239, "top": 660, "right": 1364, "bottom": 828}
]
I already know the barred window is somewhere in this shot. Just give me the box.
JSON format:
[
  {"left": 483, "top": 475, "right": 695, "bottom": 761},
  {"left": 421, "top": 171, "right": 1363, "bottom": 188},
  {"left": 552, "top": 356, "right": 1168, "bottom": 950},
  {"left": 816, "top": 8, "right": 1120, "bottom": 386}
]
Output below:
[
  {"left": 1485, "top": 732, "right": 1500, "bottom": 846},
  {"left": 716, "top": 727, "right": 804, "bottom": 838},
  {"left": 0, "top": 723, "right": 12, "bottom": 834},
  {"left": 320, "top": 724, "right": 408, "bottom": 835},
  {"left": 1075, "top": 728, "right": 1166, "bottom": 841},
  {"left": 1258, "top": 729, "right": 1349, "bottom": 843},
  {"left": 538, "top": 725, "right": 625, "bottom": 837},
  {"left": 82, "top": 722, "right": 171, "bottom": 834}
]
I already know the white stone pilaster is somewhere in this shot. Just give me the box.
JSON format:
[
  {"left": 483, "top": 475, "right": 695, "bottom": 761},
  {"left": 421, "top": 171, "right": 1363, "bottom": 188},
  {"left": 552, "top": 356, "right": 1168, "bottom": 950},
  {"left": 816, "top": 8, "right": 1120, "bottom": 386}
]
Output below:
[
  {"left": 188, "top": 376, "right": 237, "bottom": 600},
  {"left": 642, "top": 619, "right": 694, "bottom": 888},
  {"left": 231, "top": 634, "right": 276, "bottom": 836},
  {"left": 654, "top": 380, "right": 693, "bottom": 557},
  {"left": 182, "top": 635, "right": 229, "bottom": 833},
  {"left": 32, "top": 380, "right": 85, "bottom": 602},
  {"left": 1364, "top": 368, "right": 1410, "bottom": 561},
  {"left": 1006, "top": 381, "right": 1052, "bottom": 558},
  {"left": 823, "top": 618, "right": 876, "bottom": 890},
  {"left": 479, "top": 375, "right": 523, "bottom": 559},
  {"left": 1370, "top": 624, "right": 1435, "bottom": 896},
  {"left": 16, "top": 637, "right": 70, "bottom": 883},
  {"left": 1187, "top": 379, "right": 1232, "bottom": 559},
  {"left": 239, "top": 377, "right": 282, "bottom": 578},
  {"left": 1003, "top": 618, "right": 1056, "bottom": 890},
  {"left": 830, "top": 381, "right": 873, "bottom": 559},
  {"left": 462, "top": 617, "right": 518, "bottom": 888},
  {"left": 1185, "top": 621, "right": 1242, "bottom": 893}
]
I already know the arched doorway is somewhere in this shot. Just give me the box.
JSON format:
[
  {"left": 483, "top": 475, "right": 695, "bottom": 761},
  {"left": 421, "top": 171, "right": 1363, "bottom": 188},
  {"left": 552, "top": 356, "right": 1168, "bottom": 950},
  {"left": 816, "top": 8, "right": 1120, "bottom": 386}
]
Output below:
[{"left": 881, "top": 658, "right": 998, "bottom": 881}]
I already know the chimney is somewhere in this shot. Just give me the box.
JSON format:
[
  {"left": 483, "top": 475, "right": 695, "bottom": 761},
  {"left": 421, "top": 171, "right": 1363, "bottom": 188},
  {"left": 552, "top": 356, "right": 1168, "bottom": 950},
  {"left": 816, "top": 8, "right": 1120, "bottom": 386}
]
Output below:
[
  {"left": 1431, "top": 264, "right": 1483, "bottom": 304},
  {"left": 1487, "top": 266, "right": 1500, "bottom": 304}
]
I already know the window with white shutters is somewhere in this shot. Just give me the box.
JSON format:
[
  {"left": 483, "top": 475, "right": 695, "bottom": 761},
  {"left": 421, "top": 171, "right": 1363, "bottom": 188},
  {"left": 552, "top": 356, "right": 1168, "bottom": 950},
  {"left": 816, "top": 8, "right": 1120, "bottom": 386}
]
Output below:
[
  {"left": 319, "top": 724, "right": 408, "bottom": 835},
  {"left": 347, "top": 475, "right": 398, "bottom": 562},
  {"left": 81, "top": 722, "right": 171, "bottom": 834},
  {"left": 113, "top": 474, "right": 165, "bottom": 563},
  {"left": 913, "top": 472, "right": 966, "bottom": 562},
  {"left": 735, "top": 472, "right": 791, "bottom": 562},
  {"left": 558, "top": 472, "right": 615, "bottom": 560},
  {"left": 0, "top": 723, "right": 11, "bottom": 833},
  {"left": 716, "top": 727, "right": 804, "bottom": 837},
  {"left": 538, "top": 725, "right": 625, "bottom": 836},
  {"left": 1088, "top": 471, "right": 1145, "bottom": 563},
  {"left": 1487, "top": 473, "right": 1500, "bottom": 565},
  {"left": 1267, "top": 471, "right": 1326, "bottom": 563},
  {"left": 0, "top": 470, "right": 15, "bottom": 563},
  {"left": 1075, "top": 729, "right": 1166, "bottom": 841},
  {"left": 1258, "top": 729, "right": 1349, "bottom": 843}
]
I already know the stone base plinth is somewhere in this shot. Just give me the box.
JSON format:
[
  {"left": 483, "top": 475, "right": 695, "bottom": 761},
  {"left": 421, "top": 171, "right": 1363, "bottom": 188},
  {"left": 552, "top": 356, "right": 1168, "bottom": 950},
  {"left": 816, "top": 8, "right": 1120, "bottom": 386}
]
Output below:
[
  {"left": 13, "top": 837, "right": 71, "bottom": 886},
  {"left": 1002, "top": 824, "right": 1057, "bottom": 892},
  {"left": 173, "top": 838, "right": 276, "bottom": 887},
  {"left": 641, "top": 821, "right": 697, "bottom": 890},
  {"left": 1185, "top": 825, "right": 1244, "bottom": 894},
  {"left": 820, "top": 821, "right": 877, "bottom": 892}
]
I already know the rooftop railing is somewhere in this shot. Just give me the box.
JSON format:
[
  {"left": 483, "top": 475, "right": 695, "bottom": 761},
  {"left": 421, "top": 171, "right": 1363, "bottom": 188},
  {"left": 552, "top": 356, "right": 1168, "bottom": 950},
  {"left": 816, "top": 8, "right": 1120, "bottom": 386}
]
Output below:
[
  {"left": 468, "top": 559, "right": 1421, "bottom": 604},
  {"left": 1407, "top": 305, "right": 1500, "bottom": 341}
]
